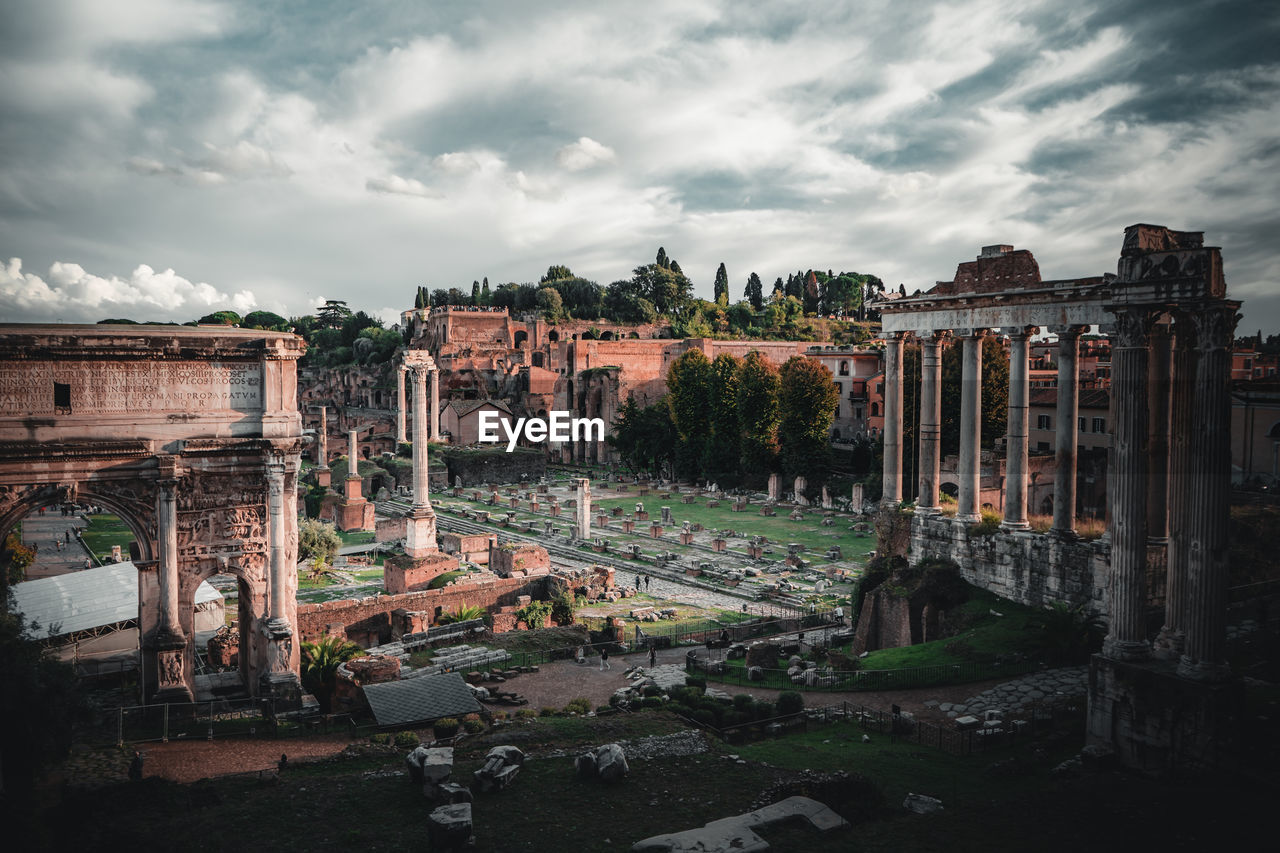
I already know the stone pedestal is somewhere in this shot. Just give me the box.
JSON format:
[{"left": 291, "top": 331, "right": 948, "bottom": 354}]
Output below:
[
  {"left": 404, "top": 508, "right": 439, "bottom": 558},
  {"left": 315, "top": 466, "right": 331, "bottom": 488},
  {"left": 679, "top": 532, "right": 694, "bottom": 545},
  {"left": 1086, "top": 654, "right": 1242, "bottom": 773},
  {"left": 649, "top": 524, "right": 663, "bottom": 538}
]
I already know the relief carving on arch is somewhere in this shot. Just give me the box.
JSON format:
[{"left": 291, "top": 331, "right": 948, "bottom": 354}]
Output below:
[
  {"left": 157, "top": 649, "right": 184, "bottom": 688},
  {"left": 175, "top": 470, "right": 269, "bottom": 564}
]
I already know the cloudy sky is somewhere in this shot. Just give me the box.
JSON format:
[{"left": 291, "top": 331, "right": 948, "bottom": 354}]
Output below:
[{"left": 2, "top": 0, "right": 1278, "bottom": 331}]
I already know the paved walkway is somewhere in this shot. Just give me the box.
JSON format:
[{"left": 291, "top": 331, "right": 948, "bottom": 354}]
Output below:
[{"left": 21, "top": 512, "right": 94, "bottom": 580}]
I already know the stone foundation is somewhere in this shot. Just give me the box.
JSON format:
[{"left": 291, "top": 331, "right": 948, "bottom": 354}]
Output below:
[
  {"left": 911, "top": 514, "right": 1109, "bottom": 613},
  {"left": 376, "top": 515, "right": 407, "bottom": 542},
  {"left": 489, "top": 542, "right": 551, "bottom": 577},
  {"left": 1086, "top": 655, "right": 1243, "bottom": 773},
  {"left": 384, "top": 552, "right": 461, "bottom": 595},
  {"left": 440, "top": 532, "right": 496, "bottom": 565},
  {"left": 336, "top": 497, "right": 375, "bottom": 532}
]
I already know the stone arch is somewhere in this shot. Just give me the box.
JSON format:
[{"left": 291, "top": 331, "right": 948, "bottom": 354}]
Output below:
[
  {"left": 548, "top": 330, "right": 559, "bottom": 342},
  {"left": 600, "top": 330, "right": 616, "bottom": 340},
  {"left": 531, "top": 352, "right": 545, "bottom": 367},
  {"left": 513, "top": 330, "right": 529, "bottom": 347},
  {"left": 1040, "top": 494, "right": 1054, "bottom": 515},
  {"left": 1268, "top": 420, "right": 1280, "bottom": 439},
  {"left": 940, "top": 481, "right": 959, "bottom": 498}
]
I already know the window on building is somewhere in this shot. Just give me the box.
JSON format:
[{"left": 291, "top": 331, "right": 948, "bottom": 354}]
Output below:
[
  {"left": 855, "top": 408, "right": 863, "bottom": 420},
  {"left": 1037, "top": 441, "right": 1050, "bottom": 453},
  {"left": 871, "top": 402, "right": 880, "bottom": 416},
  {"left": 839, "top": 360, "right": 849, "bottom": 375},
  {"left": 1079, "top": 417, "right": 1087, "bottom": 432},
  {"left": 1037, "top": 414, "right": 1051, "bottom": 430},
  {"left": 1092, "top": 417, "right": 1105, "bottom": 433}
]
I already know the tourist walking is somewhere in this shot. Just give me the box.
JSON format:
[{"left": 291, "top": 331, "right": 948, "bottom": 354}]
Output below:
[
  {"left": 599, "top": 646, "right": 610, "bottom": 671},
  {"left": 128, "top": 750, "right": 143, "bottom": 781},
  {"left": 575, "top": 645, "right": 586, "bottom": 665},
  {"left": 648, "top": 645, "right": 657, "bottom": 668}
]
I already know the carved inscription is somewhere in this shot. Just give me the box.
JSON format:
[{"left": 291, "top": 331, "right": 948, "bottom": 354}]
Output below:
[{"left": 0, "top": 361, "right": 261, "bottom": 415}]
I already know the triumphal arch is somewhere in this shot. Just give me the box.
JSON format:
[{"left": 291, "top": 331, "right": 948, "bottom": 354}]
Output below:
[{"left": 0, "top": 324, "right": 306, "bottom": 705}]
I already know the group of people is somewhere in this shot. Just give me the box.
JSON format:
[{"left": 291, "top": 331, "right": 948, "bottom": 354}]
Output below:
[
  {"left": 574, "top": 644, "right": 613, "bottom": 670},
  {"left": 631, "top": 573, "right": 653, "bottom": 593}
]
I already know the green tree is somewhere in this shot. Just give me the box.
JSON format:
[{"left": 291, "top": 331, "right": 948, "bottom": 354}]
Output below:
[
  {"left": 300, "top": 635, "right": 363, "bottom": 712},
  {"left": 541, "top": 265, "right": 573, "bottom": 284},
  {"left": 242, "top": 310, "right": 288, "bottom": 330},
  {"left": 298, "top": 518, "right": 341, "bottom": 565},
  {"left": 803, "top": 270, "right": 821, "bottom": 315},
  {"left": 470, "top": 280, "right": 480, "bottom": 304},
  {"left": 736, "top": 350, "right": 782, "bottom": 485},
  {"left": 713, "top": 262, "right": 729, "bottom": 306},
  {"left": 608, "top": 394, "right": 676, "bottom": 475},
  {"left": 745, "top": 272, "right": 764, "bottom": 310},
  {"left": 666, "top": 349, "right": 714, "bottom": 479},
  {"left": 2, "top": 531, "right": 35, "bottom": 590},
  {"left": 479, "top": 277, "right": 491, "bottom": 306},
  {"left": 197, "top": 310, "right": 242, "bottom": 325},
  {"left": 702, "top": 353, "right": 743, "bottom": 486},
  {"left": 631, "top": 261, "right": 694, "bottom": 316},
  {"left": 318, "top": 299, "right": 352, "bottom": 328},
  {"left": 536, "top": 286, "right": 565, "bottom": 321},
  {"left": 778, "top": 356, "right": 839, "bottom": 489}
]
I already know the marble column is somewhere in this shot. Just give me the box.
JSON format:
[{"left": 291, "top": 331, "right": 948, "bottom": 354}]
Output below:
[
  {"left": 405, "top": 363, "right": 439, "bottom": 558},
  {"left": 430, "top": 368, "right": 440, "bottom": 440},
  {"left": 1155, "top": 315, "right": 1196, "bottom": 658},
  {"left": 575, "top": 477, "right": 591, "bottom": 539},
  {"left": 1179, "top": 303, "right": 1238, "bottom": 681},
  {"left": 347, "top": 429, "right": 359, "bottom": 477},
  {"left": 1146, "top": 323, "right": 1173, "bottom": 542},
  {"left": 957, "top": 330, "right": 985, "bottom": 523},
  {"left": 882, "top": 332, "right": 904, "bottom": 505},
  {"left": 396, "top": 366, "right": 407, "bottom": 445},
  {"left": 1103, "top": 307, "right": 1151, "bottom": 661},
  {"left": 1002, "top": 327, "right": 1036, "bottom": 530},
  {"left": 266, "top": 459, "right": 290, "bottom": 631},
  {"left": 1051, "top": 326, "right": 1083, "bottom": 535},
  {"left": 412, "top": 367, "right": 431, "bottom": 507},
  {"left": 916, "top": 332, "right": 943, "bottom": 513},
  {"left": 154, "top": 476, "right": 182, "bottom": 640},
  {"left": 317, "top": 406, "right": 328, "bottom": 467}
]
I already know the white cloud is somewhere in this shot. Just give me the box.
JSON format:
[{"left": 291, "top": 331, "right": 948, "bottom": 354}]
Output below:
[
  {"left": 365, "top": 174, "right": 441, "bottom": 199},
  {"left": 0, "top": 258, "right": 256, "bottom": 323},
  {"left": 556, "top": 137, "right": 616, "bottom": 172}
]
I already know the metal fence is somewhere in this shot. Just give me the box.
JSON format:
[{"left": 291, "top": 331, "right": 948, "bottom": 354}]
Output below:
[
  {"left": 83, "top": 698, "right": 366, "bottom": 748},
  {"left": 688, "top": 657, "right": 1045, "bottom": 692},
  {"left": 676, "top": 699, "right": 1080, "bottom": 756}
]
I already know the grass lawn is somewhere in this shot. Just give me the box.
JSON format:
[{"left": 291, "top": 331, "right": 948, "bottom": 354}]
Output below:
[
  {"left": 855, "top": 586, "right": 1047, "bottom": 669},
  {"left": 79, "top": 514, "right": 136, "bottom": 562},
  {"left": 335, "top": 528, "right": 376, "bottom": 547}
]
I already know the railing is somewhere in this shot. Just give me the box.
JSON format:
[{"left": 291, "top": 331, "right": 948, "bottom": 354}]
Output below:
[
  {"left": 688, "top": 657, "right": 1045, "bottom": 692},
  {"left": 82, "top": 698, "right": 371, "bottom": 748}
]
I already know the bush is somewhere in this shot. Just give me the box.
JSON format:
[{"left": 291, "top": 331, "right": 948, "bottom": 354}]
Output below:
[
  {"left": 692, "top": 709, "right": 717, "bottom": 727},
  {"left": 539, "top": 706, "right": 559, "bottom": 717},
  {"left": 370, "top": 733, "right": 390, "bottom": 745},
  {"left": 732, "top": 694, "right": 754, "bottom": 712},
  {"left": 463, "top": 719, "right": 485, "bottom": 734},
  {"left": 563, "top": 697, "right": 592, "bottom": 715},
  {"left": 685, "top": 675, "right": 707, "bottom": 690},
  {"left": 752, "top": 700, "right": 776, "bottom": 720},
  {"left": 968, "top": 507, "right": 1003, "bottom": 537},
  {"left": 777, "top": 691, "right": 804, "bottom": 716},
  {"left": 643, "top": 684, "right": 663, "bottom": 698},
  {"left": 394, "top": 731, "right": 420, "bottom": 748},
  {"left": 668, "top": 702, "right": 693, "bottom": 718},
  {"left": 514, "top": 708, "right": 537, "bottom": 720},
  {"left": 433, "top": 717, "right": 459, "bottom": 738}
]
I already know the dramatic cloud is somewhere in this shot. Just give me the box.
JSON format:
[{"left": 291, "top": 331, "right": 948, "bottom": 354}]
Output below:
[
  {"left": 1, "top": 0, "right": 1277, "bottom": 329},
  {"left": 0, "top": 258, "right": 255, "bottom": 323}
]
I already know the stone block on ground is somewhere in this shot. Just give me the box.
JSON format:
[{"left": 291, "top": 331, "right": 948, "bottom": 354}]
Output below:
[
  {"left": 903, "top": 793, "right": 944, "bottom": 815},
  {"left": 427, "top": 802, "right": 473, "bottom": 851},
  {"left": 595, "top": 743, "right": 630, "bottom": 782},
  {"left": 416, "top": 747, "right": 454, "bottom": 785}
]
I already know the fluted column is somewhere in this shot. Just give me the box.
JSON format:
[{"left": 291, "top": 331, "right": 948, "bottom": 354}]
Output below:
[
  {"left": 917, "top": 332, "right": 944, "bottom": 513},
  {"left": 412, "top": 366, "right": 431, "bottom": 508},
  {"left": 430, "top": 368, "right": 440, "bottom": 440},
  {"left": 317, "top": 406, "right": 328, "bottom": 467},
  {"left": 1002, "top": 326, "right": 1036, "bottom": 530},
  {"left": 155, "top": 476, "right": 182, "bottom": 639},
  {"left": 1147, "top": 323, "right": 1172, "bottom": 542},
  {"left": 1156, "top": 315, "right": 1196, "bottom": 658},
  {"left": 1051, "top": 326, "right": 1084, "bottom": 535},
  {"left": 957, "top": 329, "right": 985, "bottom": 523},
  {"left": 396, "top": 366, "right": 407, "bottom": 445},
  {"left": 882, "top": 332, "right": 904, "bottom": 505},
  {"left": 1103, "top": 307, "right": 1151, "bottom": 661},
  {"left": 266, "top": 458, "right": 289, "bottom": 630},
  {"left": 1179, "top": 303, "right": 1238, "bottom": 681}
]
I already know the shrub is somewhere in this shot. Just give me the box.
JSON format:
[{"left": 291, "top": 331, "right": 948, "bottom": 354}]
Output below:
[
  {"left": 692, "top": 709, "right": 717, "bottom": 727},
  {"left": 967, "top": 507, "right": 1003, "bottom": 537},
  {"left": 777, "top": 691, "right": 804, "bottom": 716},
  {"left": 732, "top": 694, "right": 754, "bottom": 712},
  {"left": 492, "top": 711, "right": 508, "bottom": 721},
  {"left": 433, "top": 717, "right": 459, "bottom": 738},
  {"left": 514, "top": 708, "right": 537, "bottom": 720},
  {"left": 516, "top": 600, "right": 553, "bottom": 629},
  {"left": 550, "top": 592, "right": 577, "bottom": 626},
  {"left": 394, "top": 730, "right": 420, "bottom": 748},
  {"left": 370, "top": 733, "right": 390, "bottom": 745},
  {"left": 643, "top": 684, "right": 663, "bottom": 698},
  {"left": 668, "top": 702, "right": 693, "bottom": 718},
  {"left": 685, "top": 675, "right": 707, "bottom": 690},
  {"left": 752, "top": 700, "right": 776, "bottom": 720},
  {"left": 463, "top": 719, "right": 485, "bottom": 734},
  {"left": 539, "top": 706, "right": 559, "bottom": 717},
  {"left": 563, "top": 697, "right": 592, "bottom": 715}
]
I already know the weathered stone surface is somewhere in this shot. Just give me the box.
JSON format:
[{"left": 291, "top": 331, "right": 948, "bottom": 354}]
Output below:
[
  {"left": 595, "top": 743, "right": 630, "bottom": 782},
  {"left": 903, "top": 793, "right": 944, "bottom": 815},
  {"left": 427, "top": 802, "right": 473, "bottom": 851},
  {"left": 631, "top": 796, "right": 849, "bottom": 852},
  {"left": 420, "top": 747, "right": 454, "bottom": 785},
  {"left": 575, "top": 751, "right": 597, "bottom": 779}
]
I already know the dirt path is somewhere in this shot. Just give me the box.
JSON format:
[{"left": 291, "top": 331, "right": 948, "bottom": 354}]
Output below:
[{"left": 135, "top": 734, "right": 354, "bottom": 783}]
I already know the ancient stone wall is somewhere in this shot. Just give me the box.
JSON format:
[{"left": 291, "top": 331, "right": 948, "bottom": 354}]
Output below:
[
  {"left": 911, "top": 514, "right": 1109, "bottom": 614},
  {"left": 296, "top": 574, "right": 548, "bottom": 646},
  {"left": 440, "top": 447, "right": 545, "bottom": 486},
  {"left": 489, "top": 542, "right": 551, "bottom": 577}
]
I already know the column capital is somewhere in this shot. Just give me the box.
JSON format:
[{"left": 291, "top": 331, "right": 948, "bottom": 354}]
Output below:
[
  {"left": 1005, "top": 325, "right": 1039, "bottom": 341},
  {"left": 1048, "top": 324, "right": 1089, "bottom": 339},
  {"left": 916, "top": 329, "right": 952, "bottom": 342},
  {"left": 1108, "top": 306, "right": 1157, "bottom": 347},
  {"left": 1189, "top": 302, "right": 1240, "bottom": 354},
  {"left": 954, "top": 327, "right": 989, "bottom": 339}
]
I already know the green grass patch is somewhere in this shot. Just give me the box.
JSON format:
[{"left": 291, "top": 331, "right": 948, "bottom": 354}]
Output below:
[
  {"left": 79, "top": 514, "right": 136, "bottom": 561},
  {"left": 335, "top": 529, "right": 375, "bottom": 546},
  {"left": 427, "top": 570, "right": 464, "bottom": 589}
]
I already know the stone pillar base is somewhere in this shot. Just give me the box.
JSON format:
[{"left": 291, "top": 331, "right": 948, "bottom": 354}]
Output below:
[
  {"left": 152, "top": 685, "right": 195, "bottom": 705},
  {"left": 259, "top": 672, "right": 303, "bottom": 709},
  {"left": 1102, "top": 638, "right": 1151, "bottom": 661},
  {"left": 1177, "top": 656, "right": 1232, "bottom": 683},
  {"left": 315, "top": 467, "right": 331, "bottom": 488},
  {"left": 336, "top": 498, "right": 374, "bottom": 532},
  {"left": 1086, "top": 654, "right": 1242, "bottom": 773},
  {"left": 404, "top": 509, "right": 439, "bottom": 558},
  {"left": 1152, "top": 627, "right": 1184, "bottom": 660},
  {"left": 999, "top": 520, "right": 1030, "bottom": 532},
  {"left": 343, "top": 475, "right": 363, "bottom": 501}
]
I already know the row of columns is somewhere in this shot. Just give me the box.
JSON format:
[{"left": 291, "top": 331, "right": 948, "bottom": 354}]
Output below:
[
  {"left": 396, "top": 363, "right": 440, "bottom": 445},
  {"left": 884, "top": 326, "right": 1087, "bottom": 536}
]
